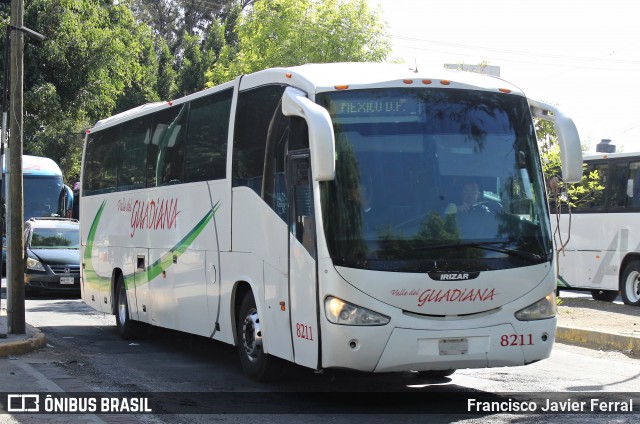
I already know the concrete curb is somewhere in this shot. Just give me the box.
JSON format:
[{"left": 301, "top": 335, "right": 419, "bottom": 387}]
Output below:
[
  {"left": 0, "top": 324, "right": 46, "bottom": 357},
  {"left": 556, "top": 326, "right": 640, "bottom": 357}
]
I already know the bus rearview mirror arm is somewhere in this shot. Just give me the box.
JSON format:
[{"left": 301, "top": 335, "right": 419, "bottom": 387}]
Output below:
[
  {"left": 282, "top": 87, "right": 336, "bottom": 181},
  {"left": 528, "top": 98, "right": 583, "bottom": 183}
]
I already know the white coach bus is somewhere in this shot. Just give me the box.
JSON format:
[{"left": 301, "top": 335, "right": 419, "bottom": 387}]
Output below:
[
  {"left": 80, "top": 63, "right": 582, "bottom": 381},
  {"left": 554, "top": 151, "right": 640, "bottom": 306}
]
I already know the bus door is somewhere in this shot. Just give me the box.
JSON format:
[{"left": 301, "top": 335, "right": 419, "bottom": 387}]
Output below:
[{"left": 287, "top": 153, "right": 320, "bottom": 368}]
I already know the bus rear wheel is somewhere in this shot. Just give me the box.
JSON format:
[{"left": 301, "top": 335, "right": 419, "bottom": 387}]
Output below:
[
  {"left": 590, "top": 289, "right": 619, "bottom": 302},
  {"left": 237, "top": 292, "right": 280, "bottom": 381},
  {"left": 620, "top": 262, "right": 640, "bottom": 306}
]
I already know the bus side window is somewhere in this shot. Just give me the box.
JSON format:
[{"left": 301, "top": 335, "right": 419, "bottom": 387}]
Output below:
[
  {"left": 83, "top": 125, "right": 120, "bottom": 195},
  {"left": 586, "top": 163, "right": 607, "bottom": 210},
  {"left": 148, "top": 103, "right": 188, "bottom": 187},
  {"left": 233, "top": 85, "right": 287, "bottom": 194},
  {"left": 120, "top": 115, "right": 152, "bottom": 190},
  {"left": 262, "top": 102, "right": 289, "bottom": 222},
  {"left": 184, "top": 89, "right": 233, "bottom": 182},
  {"left": 630, "top": 162, "right": 640, "bottom": 207},
  {"left": 609, "top": 162, "right": 629, "bottom": 208}
]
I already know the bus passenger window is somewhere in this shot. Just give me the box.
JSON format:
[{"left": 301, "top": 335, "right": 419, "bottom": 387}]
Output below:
[
  {"left": 233, "top": 85, "right": 287, "bottom": 194},
  {"left": 184, "top": 89, "right": 233, "bottom": 182},
  {"left": 148, "top": 103, "right": 188, "bottom": 187}
]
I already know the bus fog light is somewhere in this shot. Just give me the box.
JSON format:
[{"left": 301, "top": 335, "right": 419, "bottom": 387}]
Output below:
[
  {"left": 325, "top": 296, "right": 390, "bottom": 326},
  {"left": 515, "top": 292, "right": 557, "bottom": 321}
]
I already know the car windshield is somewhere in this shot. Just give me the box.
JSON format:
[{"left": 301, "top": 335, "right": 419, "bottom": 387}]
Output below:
[
  {"left": 317, "top": 88, "right": 552, "bottom": 273},
  {"left": 30, "top": 227, "right": 79, "bottom": 249}
]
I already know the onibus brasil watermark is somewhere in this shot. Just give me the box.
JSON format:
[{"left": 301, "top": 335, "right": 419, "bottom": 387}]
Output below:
[{"left": 7, "top": 394, "right": 152, "bottom": 413}]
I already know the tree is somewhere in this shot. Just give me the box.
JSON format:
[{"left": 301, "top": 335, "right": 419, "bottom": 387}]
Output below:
[
  {"left": 537, "top": 119, "right": 603, "bottom": 209},
  {"left": 0, "top": 0, "right": 163, "bottom": 182},
  {"left": 207, "top": 0, "right": 391, "bottom": 85},
  {"left": 537, "top": 117, "right": 603, "bottom": 278},
  {"left": 124, "top": 0, "right": 249, "bottom": 99},
  {"left": 156, "top": 39, "right": 178, "bottom": 101}
]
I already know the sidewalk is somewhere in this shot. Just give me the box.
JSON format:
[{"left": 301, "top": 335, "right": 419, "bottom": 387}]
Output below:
[
  {"left": 0, "top": 314, "right": 46, "bottom": 357},
  {"left": 0, "top": 300, "right": 638, "bottom": 358},
  {"left": 555, "top": 295, "right": 640, "bottom": 357}
]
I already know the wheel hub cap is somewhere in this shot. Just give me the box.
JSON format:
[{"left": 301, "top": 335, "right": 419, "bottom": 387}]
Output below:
[{"left": 242, "top": 309, "right": 262, "bottom": 362}]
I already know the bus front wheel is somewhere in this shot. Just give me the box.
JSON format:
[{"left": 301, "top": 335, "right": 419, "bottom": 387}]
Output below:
[
  {"left": 237, "top": 292, "right": 280, "bottom": 381},
  {"left": 620, "top": 262, "right": 640, "bottom": 306}
]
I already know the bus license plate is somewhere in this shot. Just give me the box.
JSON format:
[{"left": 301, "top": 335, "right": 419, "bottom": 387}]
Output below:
[
  {"left": 60, "top": 277, "right": 74, "bottom": 285},
  {"left": 439, "top": 338, "right": 468, "bottom": 355}
]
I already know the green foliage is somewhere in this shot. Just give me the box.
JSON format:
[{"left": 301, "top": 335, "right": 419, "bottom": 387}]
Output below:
[
  {"left": 1, "top": 0, "right": 391, "bottom": 183},
  {"left": 207, "top": 0, "right": 391, "bottom": 85},
  {"left": 0, "top": 0, "right": 169, "bottom": 182},
  {"left": 537, "top": 119, "right": 603, "bottom": 209}
]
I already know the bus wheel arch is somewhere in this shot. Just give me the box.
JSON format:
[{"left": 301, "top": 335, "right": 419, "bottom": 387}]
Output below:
[
  {"left": 620, "top": 258, "right": 640, "bottom": 306},
  {"left": 232, "top": 281, "right": 252, "bottom": 346},
  {"left": 110, "top": 268, "right": 124, "bottom": 316}
]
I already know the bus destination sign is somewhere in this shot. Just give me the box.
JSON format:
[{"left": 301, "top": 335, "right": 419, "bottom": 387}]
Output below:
[{"left": 329, "top": 97, "right": 420, "bottom": 118}]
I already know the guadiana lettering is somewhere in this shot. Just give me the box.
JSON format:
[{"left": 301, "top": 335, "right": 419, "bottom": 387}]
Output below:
[
  {"left": 418, "top": 288, "right": 495, "bottom": 306},
  {"left": 130, "top": 198, "right": 181, "bottom": 237}
]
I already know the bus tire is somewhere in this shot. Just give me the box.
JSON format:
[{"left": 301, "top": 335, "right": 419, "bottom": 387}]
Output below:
[
  {"left": 237, "top": 292, "right": 280, "bottom": 381},
  {"left": 590, "top": 289, "right": 619, "bottom": 302},
  {"left": 417, "top": 369, "right": 456, "bottom": 379},
  {"left": 115, "top": 275, "right": 142, "bottom": 339},
  {"left": 620, "top": 262, "right": 640, "bottom": 306}
]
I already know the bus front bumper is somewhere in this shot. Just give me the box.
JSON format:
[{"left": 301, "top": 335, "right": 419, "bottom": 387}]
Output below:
[{"left": 321, "top": 320, "right": 556, "bottom": 373}]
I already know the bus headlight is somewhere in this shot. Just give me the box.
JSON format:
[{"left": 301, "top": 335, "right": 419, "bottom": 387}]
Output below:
[
  {"left": 26, "top": 257, "right": 45, "bottom": 271},
  {"left": 515, "top": 292, "right": 557, "bottom": 321},
  {"left": 325, "top": 296, "right": 390, "bottom": 326}
]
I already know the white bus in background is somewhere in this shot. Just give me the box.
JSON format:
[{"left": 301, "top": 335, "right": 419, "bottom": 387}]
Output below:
[
  {"left": 80, "top": 63, "right": 582, "bottom": 381},
  {"left": 554, "top": 151, "right": 640, "bottom": 306}
]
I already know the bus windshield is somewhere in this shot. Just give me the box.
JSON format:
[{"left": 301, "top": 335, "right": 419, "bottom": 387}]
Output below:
[
  {"left": 318, "top": 88, "right": 552, "bottom": 273},
  {"left": 24, "top": 175, "right": 65, "bottom": 219}
]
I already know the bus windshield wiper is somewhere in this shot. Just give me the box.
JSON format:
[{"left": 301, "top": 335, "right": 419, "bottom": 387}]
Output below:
[{"left": 415, "top": 241, "right": 543, "bottom": 262}]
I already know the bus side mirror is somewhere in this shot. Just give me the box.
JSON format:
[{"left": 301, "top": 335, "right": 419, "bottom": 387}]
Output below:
[
  {"left": 58, "top": 184, "right": 73, "bottom": 218},
  {"left": 282, "top": 87, "right": 336, "bottom": 181},
  {"left": 529, "top": 98, "right": 583, "bottom": 183}
]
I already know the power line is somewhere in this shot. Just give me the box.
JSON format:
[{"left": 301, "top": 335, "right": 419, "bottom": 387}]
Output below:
[
  {"left": 391, "top": 35, "right": 640, "bottom": 65},
  {"left": 391, "top": 40, "right": 640, "bottom": 73},
  {"left": 609, "top": 121, "right": 640, "bottom": 137}
]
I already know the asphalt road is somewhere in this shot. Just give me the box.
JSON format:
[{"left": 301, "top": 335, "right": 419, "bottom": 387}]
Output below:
[{"left": 0, "top": 291, "right": 636, "bottom": 423}]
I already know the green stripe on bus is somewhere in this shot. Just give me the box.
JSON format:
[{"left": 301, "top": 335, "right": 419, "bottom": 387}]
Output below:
[{"left": 84, "top": 200, "right": 220, "bottom": 291}]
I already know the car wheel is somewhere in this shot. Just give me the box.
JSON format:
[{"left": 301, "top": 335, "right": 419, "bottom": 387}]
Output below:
[
  {"left": 620, "top": 261, "right": 640, "bottom": 306},
  {"left": 237, "top": 292, "right": 280, "bottom": 381},
  {"left": 590, "top": 289, "right": 619, "bottom": 302},
  {"left": 115, "top": 275, "right": 143, "bottom": 339}
]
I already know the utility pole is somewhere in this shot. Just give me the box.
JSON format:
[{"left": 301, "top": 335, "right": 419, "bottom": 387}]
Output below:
[{"left": 8, "top": 0, "right": 25, "bottom": 334}]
